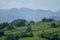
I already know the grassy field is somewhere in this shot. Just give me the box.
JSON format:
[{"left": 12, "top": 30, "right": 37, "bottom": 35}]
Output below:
[{"left": 0, "top": 21, "right": 60, "bottom": 40}]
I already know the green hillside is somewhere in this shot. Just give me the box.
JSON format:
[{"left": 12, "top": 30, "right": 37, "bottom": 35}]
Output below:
[{"left": 0, "top": 20, "right": 60, "bottom": 40}]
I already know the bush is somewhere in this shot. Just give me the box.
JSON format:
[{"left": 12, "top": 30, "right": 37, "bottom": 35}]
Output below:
[
  {"left": 0, "top": 22, "right": 9, "bottom": 29},
  {"left": 20, "top": 32, "right": 33, "bottom": 38},
  {"left": 38, "top": 32, "right": 60, "bottom": 40},
  {"left": 7, "top": 25, "right": 14, "bottom": 30},
  {"left": 0, "top": 31, "right": 4, "bottom": 36},
  {"left": 38, "top": 32, "right": 51, "bottom": 39},
  {"left": 29, "top": 21, "right": 35, "bottom": 25},
  {"left": 0, "top": 24, "right": 3, "bottom": 29},
  {"left": 11, "top": 19, "right": 26, "bottom": 27},
  {"left": 50, "top": 23, "right": 57, "bottom": 28},
  {"left": 28, "top": 32, "right": 33, "bottom": 37},
  {"left": 20, "top": 32, "right": 28, "bottom": 38},
  {"left": 6, "top": 34, "right": 19, "bottom": 40},
  {"left": 49, "top": 33, "right": 60, "bottom": 40},
  {"left": 42, "top": 18, "right": 55, "bottom": 22},
  {"left": 26, "top": 24, "right": 32, "bottom": 32},
  {"left": 26, "top": 27, "right": 31, "bottom": 32}
]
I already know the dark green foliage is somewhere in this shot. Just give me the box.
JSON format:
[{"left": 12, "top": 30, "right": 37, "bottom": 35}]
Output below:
[
  {"left": 7, "top": 25, "right": 14, "bottom": 30},
  {"left": 0, "top": 24, "right": 3, "bottom": 29},
  {"left": 26, "top": 24, "right": 32, "bottom": 32},
  {"left": 38, "top": 32, "right": 51, "bottom": 39},
  {"left": 42, "top": 18, "right": 46, "bottom": 22},
  {"left": 47, "top": 18, "right": 55, "bottom": 22},
  {"left": 38, "top": 33, "right": 45, "bottom": 38},
  {"left": 6, "top": 34, "right": 15, "bottom": 40},
  {"left": 29, "top": 21, "right": 35, "bottom": 25},
  {"left": 2, "top": 22, "right": 9, "bottom": 28},
  {"left": 0, "top": 31, "right": 4, "bottom": 36},
  {"left": 56, "top": 24, "right": 60, "bottom": 27},
  {"left": 11, "top": 19, "right": 26, "bottom": 27},
  {"left": 20, "top": 32, "right": 33, "bottom": 38},
  {"left": 26, "top": 26, "right": 31, "bottom": 32},
  {"left": 28, "top": 31, "right": 33, "bottom": 37},
  {"left": 15, "top": 36, "right": 20, "bottom": 40},
  {"left": 42, "top": 18, "right": 55, "bottom": 22},
  {"left": 20, "top": 32, "right": 28, "bottom": 38},
  {"left": 50, "top": 23, "right": 57, "bottom": 28},
  {"left": 38, "top": 32, "right": 60, "bottom": 40},
  {"left": 0, "top": 22, "right": 9, "bottom": 29},
  {"left": 49, "top": 33, "right": 60, "bottom": 40},
  {"left": 6, "top": 34, "right": 19, "bottom": 40}
]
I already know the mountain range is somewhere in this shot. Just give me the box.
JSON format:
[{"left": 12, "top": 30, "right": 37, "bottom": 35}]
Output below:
[{"left": 0, "top": 8, "right": 60, "bottom": 23}]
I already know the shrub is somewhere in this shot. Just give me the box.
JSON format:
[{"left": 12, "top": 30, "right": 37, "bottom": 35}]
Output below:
[
  {"left": 26, "top": 24, "right": 32, "bottom": 32},
  {"left": 49, "top": 33, "right": 60, "bottom": 40},
  {"left": 7, "top": 25, "right": 14, "bottom": 30},
  {"left": 11, "top": 19, "right": 26, "bottom": 27},
  {"left": 28, "top": 32, "right": 33, "bottom": 37},
  {"left": 20, "top": 32, "right": 33, "bottom": 38},
  {"left": 20, "top": 32, "right": 28, "bottom": 38},
  {"left": 38, "top": 32, "right": 51, "bottom": 39},
  {"left": 29, "top": 21, "right": 35, "bottom": 25},
  {"left": 0, "top": 31, "right": 4, "bottom": 36},
  {"left": 50, "top": 23, "right": 57, "bottom": 28},
  {"left": 6, "top": 34, "right": 19, "bottom": 40}
]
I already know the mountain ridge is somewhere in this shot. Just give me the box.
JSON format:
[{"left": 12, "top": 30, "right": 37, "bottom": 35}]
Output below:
[{"left": 0, "top": 8, "right": 60, "bottom": 23}]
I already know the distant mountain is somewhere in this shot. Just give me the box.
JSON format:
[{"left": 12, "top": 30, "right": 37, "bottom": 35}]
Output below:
[{"left": 0, "top": 8, "right": 60, "bottom": 23}]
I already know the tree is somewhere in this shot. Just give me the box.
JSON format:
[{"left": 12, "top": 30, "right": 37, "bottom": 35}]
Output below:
[
  {"left": 0, "top": 31, "right": 4, "bottom": 36},
  {"left": 42, "top": 18, "right": 55, "bottom": 22},
  {"left": 42, "top": 18, "right": 46, "bottom": 22},
  {"left": 0, "top": 22, "right": 9, "bottom": 29},
  {"left": 7, "top": 25, "right": 14, "bottom": 30},
  {"left": 49, "top": 33, "right": 60, "bottom": 40},
  {"left": 11, "top": 19, "right": 26, "bottom": 27},
  {"left": 0, "top": 24, "right": 3, "bottom": 29},
  {"left": 50, "top": 23, "right": 57, "bottom": 28},
  {"left": 29, "top": 21, "right": 35, "bottom": 25},
  {"left": 28, "top": 31, "right": 33, "bottom": 37},
  {"left": 2, "top": 22, "right": 9, "bottom": 28},
  {"left": 20, "top": 32, "right": 28, "bottom": 38},
  {"left": 6, "top": 34, "right": 19, "bottom": 40},
  {"left": 48, "top": 18, "right": 55, "bottom": 22},
  {"left": 26, "top": 24, "right": 32, "bottom": 32},
  {"left": 38, "top": 32, "right": 51, "bottom": 39}
]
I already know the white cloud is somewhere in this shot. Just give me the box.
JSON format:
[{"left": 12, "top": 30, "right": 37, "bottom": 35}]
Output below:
[
  {"left": 0, "top": 0, "right": 60, "bottom": 11},
  {"left": 0, "top": 1, "right": 34, "bottom": 9}
]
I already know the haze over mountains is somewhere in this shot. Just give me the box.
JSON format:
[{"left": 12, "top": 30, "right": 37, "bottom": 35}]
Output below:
[{"left": 0, "top": 8, "right": 60, "bottom": 23}]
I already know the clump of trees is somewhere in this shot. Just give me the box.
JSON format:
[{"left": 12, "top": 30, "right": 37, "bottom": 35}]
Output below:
[
  {"left": 28, "top": 31, "right": 33, "bottom": 37},
  {"left": 29, "top": 21, "right": 35, "bottom": 25},
  {"left": 50, "top": 23, "right": 57, "bottom": 28},
  {"left": 49, "top": 33, "right": 60, "bottom": 40},
  {"left": 5, "top": 34, "right": 19, "bottom": 40},
  {"left": 0, "top": 22, "right": 9, "bottom": 29},
  {"left": 20, "top": 32, "right": 28, "bottom": 38},
  {"left": 0, "top": 31, "right": 4, "bottom": 36},
  {"left": 26, "top": 24, "right": 32, "bottom": 32},
  {"left": 11, "top": 19, "right": 27, "bottom": 27},
  {"left": 42, "top": 18, "right": 55, "bottom": 22},
  {"left": 7, "top": 25, "right": 14, "bottom": 30},
  {"left": 20, "top": 23, "right": 33, "bottom": 38},
  {"left": 20, "top": 32, "right": 33, "bottom": 38},
  {"left": 38, "top": 32, "right": 51, "bottom": 39},
  {"left": 38, "top": 32, "right": 60, "bottom": 40}
]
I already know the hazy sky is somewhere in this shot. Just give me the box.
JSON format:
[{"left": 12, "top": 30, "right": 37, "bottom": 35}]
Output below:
[{"left": 0, "top": 0, "right": 60, "bottom": 11}]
